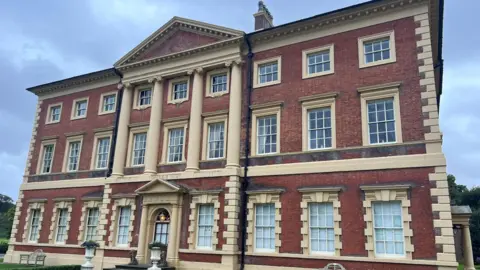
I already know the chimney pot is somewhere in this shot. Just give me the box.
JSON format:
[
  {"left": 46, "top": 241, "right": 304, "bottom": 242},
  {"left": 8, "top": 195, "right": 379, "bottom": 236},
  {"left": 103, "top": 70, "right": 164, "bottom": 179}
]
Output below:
[{"left": 254, "top": 1, "right": 273, "bottom": 31}]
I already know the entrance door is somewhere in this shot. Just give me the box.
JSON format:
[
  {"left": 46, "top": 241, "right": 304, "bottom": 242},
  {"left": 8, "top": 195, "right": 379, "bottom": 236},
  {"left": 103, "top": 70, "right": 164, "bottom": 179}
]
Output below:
[{"left": 153, "top": 209, "right": 170, "bottom": 245}]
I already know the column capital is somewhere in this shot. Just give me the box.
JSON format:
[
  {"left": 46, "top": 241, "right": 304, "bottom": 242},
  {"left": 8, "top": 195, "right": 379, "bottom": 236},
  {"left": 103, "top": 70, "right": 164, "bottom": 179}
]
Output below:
[
  {"left": 225, "top": 61, "right": 233, "bottom": 67},
  {"left": 187, "top": 68, "right": 204, "bottom": 75},
  {"left": 233, "top": 59, "right": 245, "bottom": 66},
  {"left": 147, "top": 76, "right": 163, "bottom": 83},
  {"left": 123, "top": 82, "right": 134, "bottom": 89}
]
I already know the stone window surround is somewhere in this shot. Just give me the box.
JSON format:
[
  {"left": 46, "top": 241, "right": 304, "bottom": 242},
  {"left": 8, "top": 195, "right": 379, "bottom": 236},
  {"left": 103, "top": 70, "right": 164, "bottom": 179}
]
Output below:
[
  {"left": 70, "top": 97, "right": 89, "bottom": 120},
  {"left": 360, "top": 184, "right": 414, "bottom": 259},
  {"left": 48, "top": 198, "right": 74, "bottom": 244},
  {"left": 300, "top": 93, "right": 338, "bottom": 152},
  {"left": 187, "top": 190, "right": 221, "bottom": 250},
  {"left": 22, "top": 199, "right": 46, "bottom": 243},
  {"left": 133, "top": 84, "right": 153, "bottom": 110},
  {"left": 250, "top": 102, "right": 282, "bottom": 157},
  {"left": 167, "top": 76, "right": 190, "bottom": 104},
  {"left": 298, "top": 186, "right": 343, "bottom": 256},
  {"left": 108, "top": 196, "right": 137, "bottom": 248},
  {"left": 253, "top": 56, "right": 282, "bottom": 89},
  {"left": 160, "top": 119, "right": 189, "bottom": 164},
  {"left": 36, "top": 138, "right": 57, "bottom": 175},
  {"left": 89, "top": 130, "right": 113, "bottom": 170},
  {"left": 45, "top": 102, "right": 63, "bottom": 125},
  {"left": 205, "top": 68, "right": 230, "bottom": 97},
  {"left": 302, "top": 44, "right": 335, "bottom": 79},
  {"left": 77, "top": 198, "right": 102, "bottom": 244},
  {"left": 246, "top": 189, "right": 283, "bottom": 254},
  {"left": 358, "top": 30, "right": 397, "bottom": 69},
  {"left": 98, "top": 91, "right": 118, "bottom": 115},
  {"left": 61, "top": 134, "right": 84, "bottom": 172},
  {"left": 358, "top": 82, "right": 403, "bottom": 146},
  {"left": 125, "top": 125, "right": 149, "bottom": 168},
  {"left": 201, "top": 113, "right": 229, "bottom": 161}
]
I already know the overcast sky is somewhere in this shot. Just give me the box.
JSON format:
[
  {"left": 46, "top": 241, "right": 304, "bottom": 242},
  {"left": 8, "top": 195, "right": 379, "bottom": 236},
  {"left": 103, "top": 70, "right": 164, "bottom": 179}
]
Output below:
[{"left": 0, "top": 0, "right": 478, "bottom": 200}]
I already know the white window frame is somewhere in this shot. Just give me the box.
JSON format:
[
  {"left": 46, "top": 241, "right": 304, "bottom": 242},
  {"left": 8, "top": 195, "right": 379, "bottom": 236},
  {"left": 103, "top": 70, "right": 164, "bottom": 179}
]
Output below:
[
  {"left": 28, "top": 209, "right": 41, "bottom": 243},
  {"left": 99, "top": 91, "right": 117, "bottom": 115},
  {"left": 358, "top": 82, "right": 403, "bottom": 146},
  {"left": 202, "top": 114, "right": 228, "bottom": 160},
  {"left": 206, "top": 69, "right": 230, "bottom": 97},
  {"left": 168, "top": 77, "right": 190, "bottom": 104},
  {"left": 85, "top": 207, "right": 100, "bottom": 241},
  {"left": 116, "top": 206, "right": 131, "bottom": 247},
  {"left": 126, "top": 126, "right": 149, "bottom": 167},
  {"left": 301, "top": 94, "right": 337, "bottom": 151},
  {"left": 302, "top": 44, "right": 335, "bottom": 79},
  {"left": 45, "top": 103, "right": 63, "bottom": 124},
  {"left": 161, "top": 120, "right": 188, "bottom": 164},
  {"left": 37, "top": 139, "right": 57, "bottom": 175},
  {"left": 132, "top": 85, "right": 153, "bottom": 110},
  {"left": 131, "top": 132, "right": 147, "bottom": 166},
  {"left": 62, "top": 135, "right": 83, "bottom": 172},
  {"left": 253, "top": 56, "right": 282, "bottom": 88},
  {"left": 188, "top": 192, "right": 221, "bottom": 250},
  {"left": 196, "top": 204, "right": 215, "bottom": 250},
  {"left": 254, "top": 203, "right": 276, "bottom": 253},
  {"left": 71, "top": 97, "right": 89, "bottom": 120},
  {"left": 358, "top": 30, "right": 396, "bottom": 68},
  {"left": 309, "top": 203, "right": 335, "bottom": 255},
  {"left": 55, "top": 208, "right": 69, "bottom": 244},
  {"left": 108, "top": 198, "right": 136, "bottom": 248},
  {"left": 250, "top": 104, "right": 281, "bottom": 156},
  {"left": 372, "top": 201, "right": 406, "bottom": 258},
  {"left": 90, "top": 130, "right": 113, "bottom": 170}
]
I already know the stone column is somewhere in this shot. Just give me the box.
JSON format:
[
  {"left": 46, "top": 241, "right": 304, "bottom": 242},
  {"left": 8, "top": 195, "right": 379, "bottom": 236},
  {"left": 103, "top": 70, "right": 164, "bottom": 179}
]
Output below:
[
  {"left": 112, "top": 84, "right": 133, "bottom": 176},
  {"left": 185, "top": 68, "right": 204, "bottom": 171},
  {"left": 463, "top": 224, "right": 476, "bottom": 270},
  {"left": 167, "top": 204, "right": 181, "bottom": 265},
  {"left": 226, "top": 60, "right": 243, "bottom": 168},
  {"left": 144, "top": 77, "right": 164, "bottom": 174},
  {"left": 136, "top": 205, "right": 149, "bottom": 263}
]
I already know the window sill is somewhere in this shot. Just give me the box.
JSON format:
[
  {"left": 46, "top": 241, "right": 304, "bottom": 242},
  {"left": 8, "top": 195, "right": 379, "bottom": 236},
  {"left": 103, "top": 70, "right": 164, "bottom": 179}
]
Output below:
[
  {"left": 253, "top": 80, "right": 281, "bottom": 89},
  {"left": 98, "top": 110, "right": 115, "bottom": 116},
  {"left": 302, "top": 147, "right": 335, "bottom": 153},
  {"left": 168, "top": 99, "right": 188, "bottom": 105},
  {"left": 178, "top": 248, "right": 238, "bottom": 255},
  {"left": 206, "top": 91, "right": 229, "bottom": 98},
  {"left": 251, "top": 152, "right": 280, "bottom": 158},
  {"left": 200, "top": 158, "right": 226, "bottom": 162},
  {"left": 45, "top": 121, "right": 60, "bottom": 125},
  {"left": 133, "top": 105, "right": 151, "bottom": 110},
  {"left": 71, "top": 116, "right": 87, "bottom": 121},
  {"left": 302, "top": 70, "right": 334, "bottom": 80},
  {"left": 359, "top": 59, "right": 396, "bottom": 69},
  {"left": 159, "top": 161, "right": 186, "bottom": 166}
]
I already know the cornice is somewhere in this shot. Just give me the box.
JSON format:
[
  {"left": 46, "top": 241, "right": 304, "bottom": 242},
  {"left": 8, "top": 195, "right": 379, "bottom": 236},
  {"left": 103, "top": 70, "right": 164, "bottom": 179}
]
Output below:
[
  {"left": 250, "top": 0, "right": 427, "bottom": 44},
  {"left": 27, "top": 68, "right": 118, "bottom": 96},
  {"left": 116, "top": 36, "right": 243, "bottom": 72}
]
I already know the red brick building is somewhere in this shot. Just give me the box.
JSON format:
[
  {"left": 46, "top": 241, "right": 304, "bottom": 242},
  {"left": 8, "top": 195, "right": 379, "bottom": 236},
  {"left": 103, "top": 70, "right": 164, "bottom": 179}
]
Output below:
[{"left": 5, "top": 0, "right": 460, "bottom": 269}]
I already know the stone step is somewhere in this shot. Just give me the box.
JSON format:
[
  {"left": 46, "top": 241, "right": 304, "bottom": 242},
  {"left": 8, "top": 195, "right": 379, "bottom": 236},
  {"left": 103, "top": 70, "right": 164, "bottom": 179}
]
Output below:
[{"left": 105, "top": 264, "right": 175, "bottom": 270}]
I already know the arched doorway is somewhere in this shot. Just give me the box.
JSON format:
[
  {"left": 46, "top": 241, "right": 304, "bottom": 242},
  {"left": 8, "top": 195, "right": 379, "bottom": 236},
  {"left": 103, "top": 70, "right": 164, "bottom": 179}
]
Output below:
[{"left": 153, "top": 209, "right": 170, "bottom": 245}]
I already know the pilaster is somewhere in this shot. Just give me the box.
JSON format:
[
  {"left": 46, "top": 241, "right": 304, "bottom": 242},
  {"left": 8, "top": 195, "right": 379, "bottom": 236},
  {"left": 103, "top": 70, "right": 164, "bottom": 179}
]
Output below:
[
  {"left": 186, "top": 68, "right": 204, "bottom": 171},
  {"left": 112, "top": 84, "right": 133, "bottom": 176},
  {"left": 144, "top": 77, "right": 164, "bottom": 174},
  {"left": 226, "top": 60, "right": 243, "bottom": 168}
]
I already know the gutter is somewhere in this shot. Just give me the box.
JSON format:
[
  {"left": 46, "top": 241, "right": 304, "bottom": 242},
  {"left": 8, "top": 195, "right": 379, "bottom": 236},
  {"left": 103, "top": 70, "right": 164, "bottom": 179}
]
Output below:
[
  {"left": 435, "top": 0, "right": 444, "bottom": 109},
  {"left": 106, "top": 68, "right": 124, "bottom": 178},
  {"left": 239, "top": 33, "right": 254, "bottom": 270}
]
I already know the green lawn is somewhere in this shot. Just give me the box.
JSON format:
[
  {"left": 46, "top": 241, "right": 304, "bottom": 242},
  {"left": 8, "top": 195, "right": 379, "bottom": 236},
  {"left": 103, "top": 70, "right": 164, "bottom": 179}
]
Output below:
[{"left": 458, "top": 264, "right": 480, "bottom": 270}]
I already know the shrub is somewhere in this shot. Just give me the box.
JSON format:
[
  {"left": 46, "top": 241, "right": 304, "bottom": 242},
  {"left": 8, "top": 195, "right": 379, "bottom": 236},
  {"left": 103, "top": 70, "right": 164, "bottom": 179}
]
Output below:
[{"left": 0, "top": 238, "right": 8, "bottom": 253}]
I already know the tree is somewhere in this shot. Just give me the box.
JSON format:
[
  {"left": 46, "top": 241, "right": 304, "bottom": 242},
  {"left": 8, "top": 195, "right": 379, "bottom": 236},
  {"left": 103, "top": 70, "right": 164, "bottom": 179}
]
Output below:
[
  {"left": 0, "top": 194, "right": 14, "bottom": 213},
  {"left": 447, "top": 174, "right": 467, "bottom": 205},
  {"left": 0, "top": 194, "right": 14, "bottom": 239}
]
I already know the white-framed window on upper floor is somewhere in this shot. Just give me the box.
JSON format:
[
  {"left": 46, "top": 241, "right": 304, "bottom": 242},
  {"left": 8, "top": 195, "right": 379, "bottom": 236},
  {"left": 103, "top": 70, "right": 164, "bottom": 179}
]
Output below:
[
  {"left": 71, "top": 97, "right": 89, "bottom": 120},
  {"left": 161, "top": 120, "right": 188, "bottom": 164},
  {"left": 358, "top": 82, "right": 402, "bottom": 146},
  {"left": 62, "top": 135, "right": 83, "bottom": 172},
  {"left": 309, "top": 203, "right": 335, "bottom": 254},
  {"left": 302, "top": 44, "right": 334, "bottom": 79},
  {"left": 301, "top": 94, "right": 337, "bottom": 151},
  {"left": 168, "top": 77, "right": 190, "bottom": 104},
  {"left": 126, "top": 125, "right": 148, "bottom": 167},
  {"left": 37, "top": 139, "right": 56, "bottom": 174},
  {"left": 202, "top": 113, "right": 228, "bottom": 161},
  {"left": 116, "top": 206, "right": 131, "bottom": 246},
  {"left": 55, "top": 208, "right": 68, "bottom": 244},
  {"left": 99, "top": 91, "right": 117, "bottom": 115},
  {"left": 90, "top": 130, "right": 112, "bottom": 170},
  {"left": 206, "top": 68, "right": 230, "bottom": 97},
  {"left": 253, "top": 56, "right": 282, "bottom": 88},
  {"left": 196, "top": 204, "right": 215, "bottom": 249},
  {"left": 251, "top": 104, "right": 281, "bottom": 156},
  {"left": 85, "top": 207, "right": 99, "bottom": 241},
  {"left": 358, "top": 31, "right": 396, "bottom": 68},
  {"left": 139, "top": 89, "right": 152, "bottom": 107},
  {"left": 28, "top": 209, "right": 41, "bottom": 242},
  {"left": 46, "top": 103, "right": 62, "bottom": 124}
]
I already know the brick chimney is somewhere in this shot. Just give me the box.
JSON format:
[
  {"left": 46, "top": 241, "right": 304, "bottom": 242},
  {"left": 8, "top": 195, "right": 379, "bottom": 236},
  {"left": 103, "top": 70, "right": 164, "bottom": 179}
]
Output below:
[{"left": 254, "top": 1, "right": 273, "bottom": 31}]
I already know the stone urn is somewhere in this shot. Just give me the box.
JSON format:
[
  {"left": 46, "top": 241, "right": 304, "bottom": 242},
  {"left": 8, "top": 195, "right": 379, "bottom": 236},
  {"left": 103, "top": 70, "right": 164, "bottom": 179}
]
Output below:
[
  {"left": 80, "top": 241, "right": 99, "bottom": 270},
  {"left": 148, "top": 242, "right": 168, "bottom": 270}
]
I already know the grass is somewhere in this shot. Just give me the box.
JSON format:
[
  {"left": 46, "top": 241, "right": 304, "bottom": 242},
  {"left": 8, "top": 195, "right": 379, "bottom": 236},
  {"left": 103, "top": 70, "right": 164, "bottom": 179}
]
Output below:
[{"left": 458, "top": 264, "right": 480, "bottom": 270}]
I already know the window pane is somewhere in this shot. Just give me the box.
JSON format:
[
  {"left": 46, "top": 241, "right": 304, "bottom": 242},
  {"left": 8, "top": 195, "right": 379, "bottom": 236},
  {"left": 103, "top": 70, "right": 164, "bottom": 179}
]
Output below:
[
  {"left": 367, "top": 99, "right": 396, "bottom": 144},
  {"left": 208, "top": 122, "right": 225, "bottom": 159},
  {"left": 308, "top": 108, "right": 332, "bottom": 150},
  {"left": 139, "top": 89, "right": 152, "bottom": 106},
  {"left": 168, "top": 128, "right": 184, "bottom": 163},
  {"left": 373, "top": 202, "right": 404, "bottom": 256},
  {"left": 117, "top": 207, "right": 131, "bottom": 245},
  {"left": 364, "top": 38, "right": 391, "bottom": 63},
  {"left": 255, "top": 204, "right": 275, "bottom": 251},
  {"left": 96, "top": 137, "right": 110, "bottom": 169},
  {"left": 173, "top": 82, "right": 188, "bottom": 100},
  {"left": 42, "top": 144, "right": 54, "bottom": 173},
  {"left": 257, "top": 115, "right": 277, "bottom": 154},
  {"left": 132, "top": 133, "right": 147, "bottom": 165},
  {"left": 258, "top": 62, "right": 279, "bottom": 84},
  {"left": 307, "top": 50, "right": 331, "bottom": 75},
  {"left": 309, "top": 203, "right": 335, "bottom": 253},
  {"left": 75, "top": 100, "right": 88, "bottom": 117},
  {"left": 197, "top": 204, "right": 214, "bottom": 248},
  {"left": 67, "top": 141, "right": 81, "bottom": 171}
]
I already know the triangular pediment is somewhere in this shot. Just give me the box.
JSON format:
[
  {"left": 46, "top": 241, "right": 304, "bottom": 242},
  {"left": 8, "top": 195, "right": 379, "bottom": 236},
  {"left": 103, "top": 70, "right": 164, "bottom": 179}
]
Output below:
[
  {"left": 115, "top": 16, "right": 244, "bottom": 67},
  {"left": 136, "top": 179, "right": 182, "bottom": 194}
]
